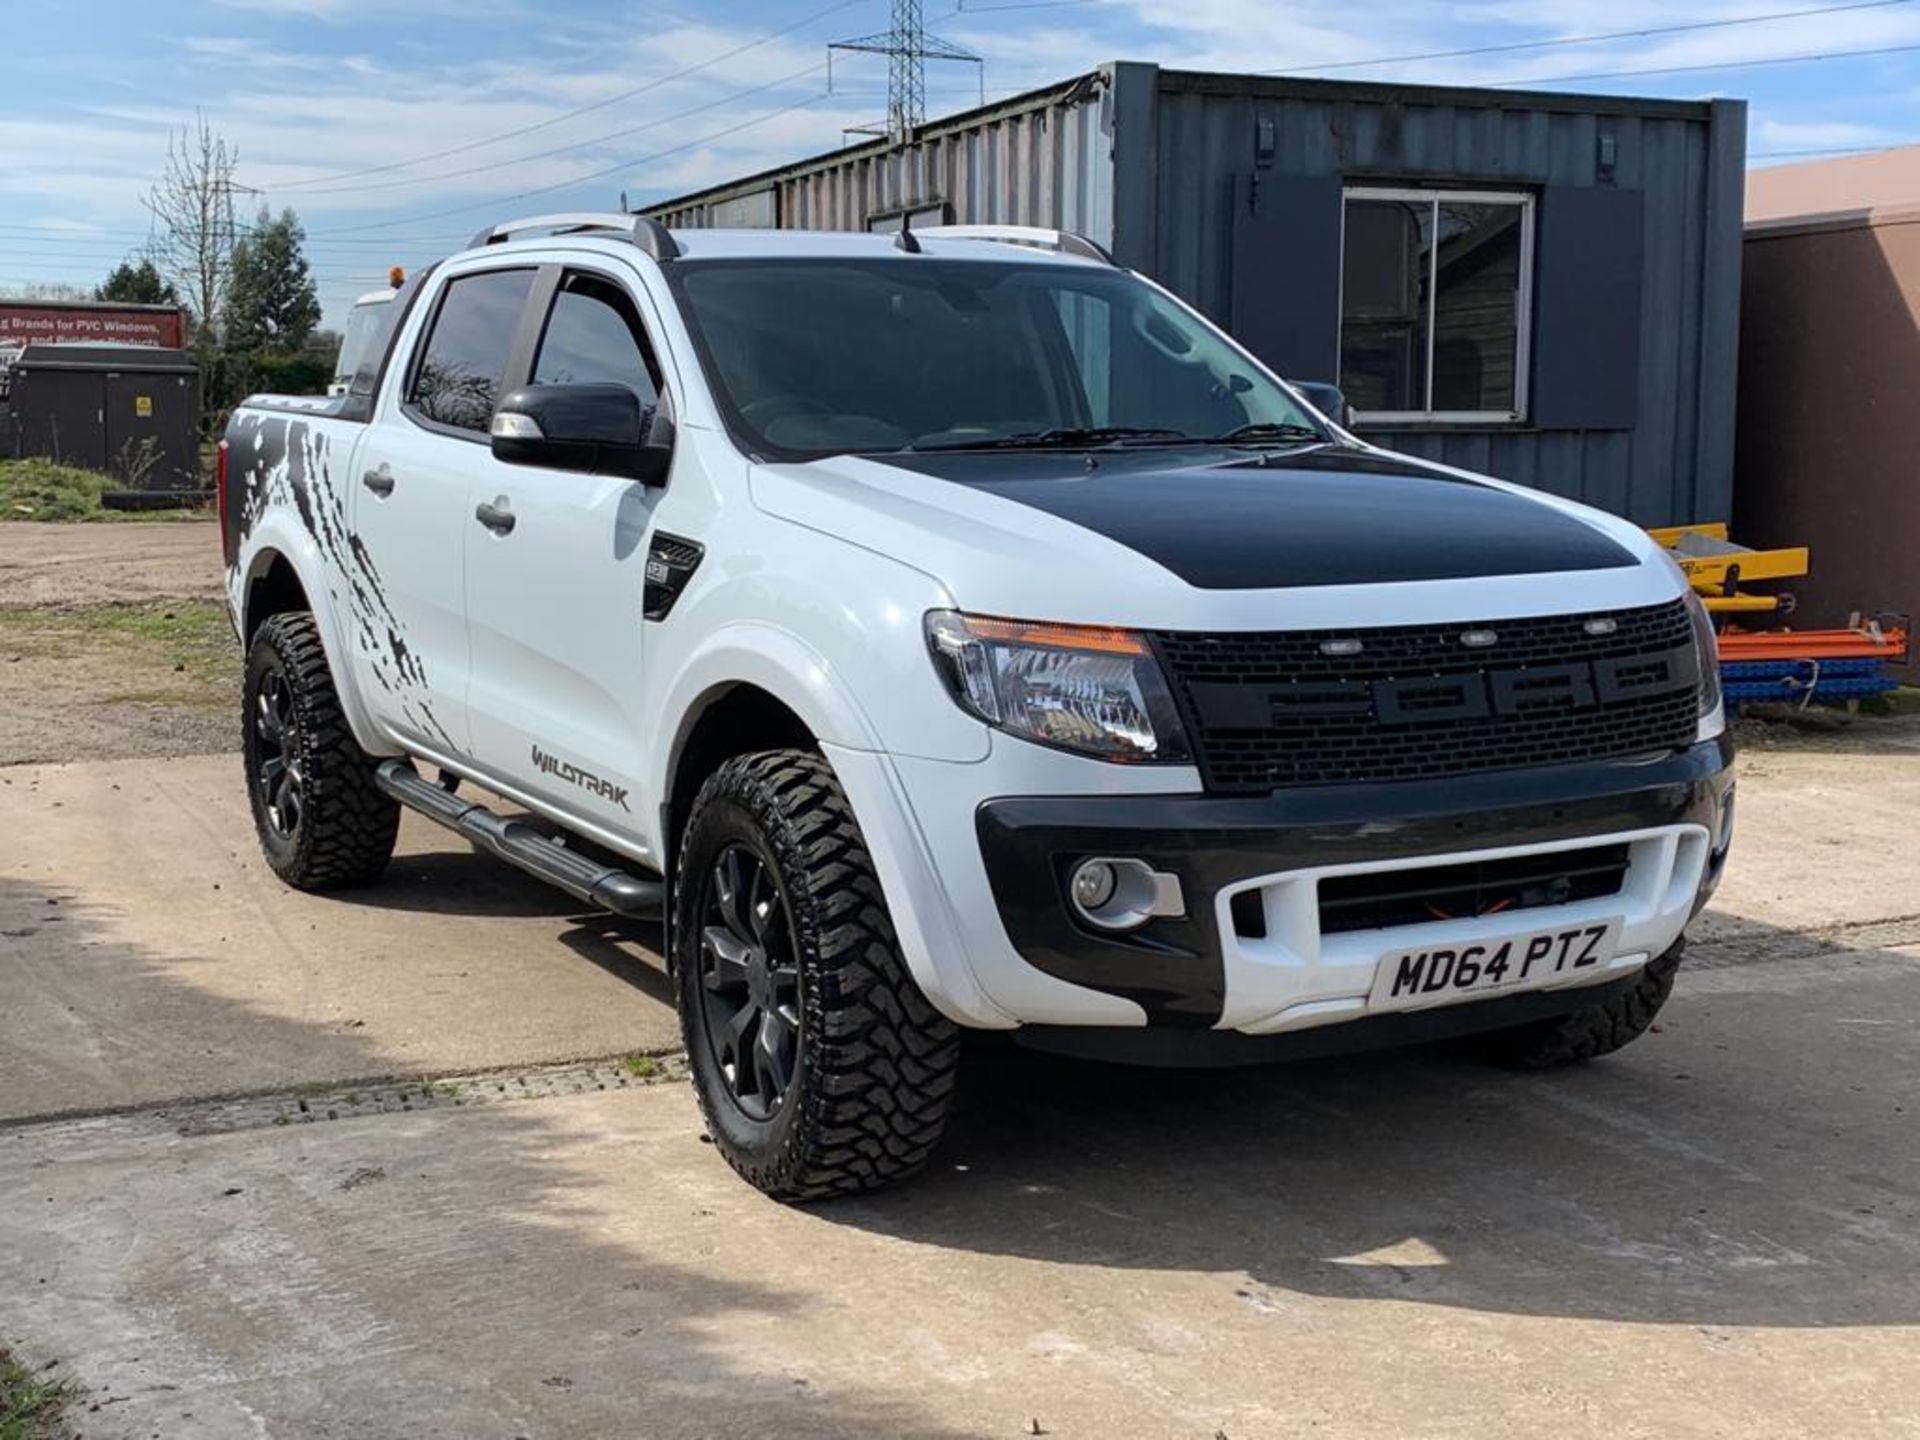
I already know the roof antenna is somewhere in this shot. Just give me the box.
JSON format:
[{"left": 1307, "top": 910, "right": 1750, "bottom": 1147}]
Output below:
[{"left": 894, "top": 212, "right": 922, "bottom": 253}]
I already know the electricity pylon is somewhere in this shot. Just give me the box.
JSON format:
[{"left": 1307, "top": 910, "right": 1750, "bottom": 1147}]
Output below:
[{"left": 831, "top": 0, "right": 982, "bottom": 143}]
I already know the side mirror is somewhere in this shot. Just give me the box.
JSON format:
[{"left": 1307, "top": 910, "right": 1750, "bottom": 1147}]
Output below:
[
  {"left": 1289, "top": 380, "right": 1356, "bottom": 431},
  {"left": 490, "top": 383, "right": 671, "bottom": 484}
]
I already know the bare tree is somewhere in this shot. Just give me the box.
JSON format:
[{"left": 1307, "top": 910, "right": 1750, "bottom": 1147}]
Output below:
[{"left": 142, "top": 112, "right": 241, "bottom": 361}]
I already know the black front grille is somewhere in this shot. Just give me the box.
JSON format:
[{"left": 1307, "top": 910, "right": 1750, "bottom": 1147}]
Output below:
[
  {"left": 1155, "top": 600, "right": 1700, "bottom": 792},
  {"left": 1316, "top": 844, "right": 1631, "bottom": 935}
]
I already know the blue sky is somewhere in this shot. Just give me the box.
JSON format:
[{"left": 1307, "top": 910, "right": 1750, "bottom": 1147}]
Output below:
[{"left": 8, "top": 0, "right": 1920, "bottom": 325}]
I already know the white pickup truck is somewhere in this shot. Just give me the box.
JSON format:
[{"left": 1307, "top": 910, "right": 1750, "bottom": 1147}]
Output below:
[{"left": 220, "top": 214, "right": 1733, "bottom": 1201}]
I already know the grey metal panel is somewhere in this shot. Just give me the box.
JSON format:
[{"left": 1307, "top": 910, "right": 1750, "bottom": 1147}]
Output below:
[
  {"left": 1532, "top": 186, "right": 1645, "bottom": 430},
  {"left": 1691, "top": 100, "right": 1745, "bottom": 525},
  {"left": 1230, "top": 172, "right": 1342, "bottom": 381}
]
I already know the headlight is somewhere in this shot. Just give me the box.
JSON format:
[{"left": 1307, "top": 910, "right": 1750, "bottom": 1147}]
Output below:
[
  {"left": 1684, "top": 587, "right": 1724, "bottom": 729},
  {"left": 924, "top": 612, "right": 1192, "bottom": 763}
]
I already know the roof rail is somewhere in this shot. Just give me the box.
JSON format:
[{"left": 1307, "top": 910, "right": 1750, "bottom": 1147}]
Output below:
[
  {"left": 465, "top": 213, "right": 682, "bottom": 262},
  {"left": 912, "top": 224, "right": 1114, "bottom": 265}
]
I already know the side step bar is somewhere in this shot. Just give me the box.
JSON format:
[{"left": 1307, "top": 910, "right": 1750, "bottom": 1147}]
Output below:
[{"left": 375, "top": 761, "right": 663, "bottom": 918}]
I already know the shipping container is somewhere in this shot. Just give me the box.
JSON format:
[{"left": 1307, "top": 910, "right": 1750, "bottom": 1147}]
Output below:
[{"left": 646, "top": 62, "right": 1745, "bottom": 527}]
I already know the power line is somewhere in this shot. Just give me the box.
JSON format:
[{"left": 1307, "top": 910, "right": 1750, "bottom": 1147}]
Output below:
[
  {"left": 1499, "top": 37, "right": 1920, "bottom": 86},
  {"left": 281, "top": 63, "right": 826, "bottom": 198},
  {"left": 310, "top": 89, "right": 838, "bottom": 236},
  {"left": 273, "top": 0, "right": 868, "bottom": 192},
  {"left": 1268, "top": 0, "right": 1915, "bottom": 76},
  {"left": 948, "top": 0, "right": 1102, "bottom": 13},
  {"left": 0, "top": 224, "right": 471, "bottom": 249}
]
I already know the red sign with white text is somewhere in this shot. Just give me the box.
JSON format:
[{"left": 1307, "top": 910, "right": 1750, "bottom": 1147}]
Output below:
[{"left": 0, "top": 303, "right": 185, "bottom": 349}]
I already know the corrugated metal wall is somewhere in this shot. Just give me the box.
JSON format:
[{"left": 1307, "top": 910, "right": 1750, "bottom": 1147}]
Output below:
[
  {"left": 647, "top": 78, "right": 1115, "bottom": 246},
  {"left": 1138, "top": 70, "right": 1744, "bottom": 526},
  {"left": 645, "top": 65, "right": 1744, "bottom": 527}
]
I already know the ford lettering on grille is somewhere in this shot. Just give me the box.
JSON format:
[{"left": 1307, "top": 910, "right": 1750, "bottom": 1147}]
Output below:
[{"left": 1154, "top": 601, "right": 1702, "bottom": 793}]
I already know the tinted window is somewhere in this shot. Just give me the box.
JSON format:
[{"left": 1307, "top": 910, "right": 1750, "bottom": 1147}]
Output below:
[
  {"left": 532, "top": 274, "right": 659, "bottom": 412},
  {"left": 408, "top": 268, "right": 534, "bottom": 432},
  {"left": 669, "top": 259, "right": 1323, "bottom": 460}
]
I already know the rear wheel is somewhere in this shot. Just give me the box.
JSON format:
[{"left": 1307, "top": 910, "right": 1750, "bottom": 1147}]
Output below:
[
  {"left": 673, "top": 750, "right": 961, "bottom": 1202},
  {"left": 242, "top": 612, "right": 399, "bottom": 891},
  {"left": 1461, "top": 938, "right": 1684, "bottom": 1068}
]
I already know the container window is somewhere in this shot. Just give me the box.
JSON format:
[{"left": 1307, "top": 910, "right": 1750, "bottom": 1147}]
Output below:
[{"left": 1339, "top": 188, "right": 1533, "bottom": 426}]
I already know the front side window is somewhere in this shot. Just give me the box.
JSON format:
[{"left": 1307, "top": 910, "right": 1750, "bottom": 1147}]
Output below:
[
  {"left": 666, "top": 258, "right": 1325, "bottom": 460},
  {"left": 1339, "top": 188, "right": 1532, "bottom": 424},
  {"left": 532, "top": 272, "right": 662, "bottom": 414},
  {"left": 407, "top": 268, "right": 534, "bottom": 433}
]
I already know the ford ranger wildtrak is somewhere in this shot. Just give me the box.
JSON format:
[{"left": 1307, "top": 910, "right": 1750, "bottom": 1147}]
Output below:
[{"left": 220, "top": 215, "right": 1732, "bottom": 1200}]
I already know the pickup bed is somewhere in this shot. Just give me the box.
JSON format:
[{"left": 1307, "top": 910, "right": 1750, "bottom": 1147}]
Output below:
[{"left": 221, "top": 214, "right": 1733, "bottom": 1201}]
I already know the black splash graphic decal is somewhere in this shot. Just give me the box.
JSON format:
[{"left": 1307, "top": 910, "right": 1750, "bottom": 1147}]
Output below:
[{"left": 226, "top": 411, "right": 452, "bottom": 750}]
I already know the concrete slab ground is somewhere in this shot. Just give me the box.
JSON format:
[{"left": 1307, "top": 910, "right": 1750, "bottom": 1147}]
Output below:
[
  {"left": 0, "top": 755, "right": 679, "bottom": 1122},
  {"left": 4, "top": 939, "right": 1918, "bottom": 1440}
]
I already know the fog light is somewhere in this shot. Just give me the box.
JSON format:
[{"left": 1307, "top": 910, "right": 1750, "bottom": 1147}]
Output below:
[
  {"left": 1066, "top": 857, "right": 1185, "bottom": 932},
  {"left": 1071, "top": 860, "right": 1117, "bottom": 912}
]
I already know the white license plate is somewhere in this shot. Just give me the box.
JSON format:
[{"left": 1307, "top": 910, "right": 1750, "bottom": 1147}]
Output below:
[{"left": 1369, "top": 918, "right": 1624, "bottom": 1010}]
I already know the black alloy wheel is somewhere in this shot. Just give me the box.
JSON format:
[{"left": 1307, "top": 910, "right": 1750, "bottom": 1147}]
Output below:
[
  {"left": 695, "top": 842, "right": 803, "bottom": 1121},
  {"left": 671, "top": 750, "right": 961, "bottom": 1201},
  {"left": 252, "top": 665, "right": 306, "bottom": 841}
]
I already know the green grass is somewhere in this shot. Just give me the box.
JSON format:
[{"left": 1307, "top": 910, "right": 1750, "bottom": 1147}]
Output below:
[
  {"left": 0, "top": 1349, "right": 72, "bottom": 1440},
  {"left": 622, "top": 1055, "right": 662, "bottom": 1079},
  {"left": 0, "top": 458, "right": 209, "bottom": 522},
  {"left": 0, "top": 600, "right": 235, "bottom": 694}
]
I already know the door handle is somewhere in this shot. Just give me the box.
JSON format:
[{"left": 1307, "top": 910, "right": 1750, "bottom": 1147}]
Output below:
[
  {"left": 474, "top": 498, "right": 516, "bottom": 535},
  {"left": 361, "top": 467, "right": 395, "bottom": 497}
]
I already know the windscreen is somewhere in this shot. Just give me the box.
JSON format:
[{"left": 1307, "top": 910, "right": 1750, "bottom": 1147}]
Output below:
[
  {"left": 332, "top": 298, "right": 389, "bottom": 391},
  {"left": 668, "top": 258, "right": 1325, "bottom": 459}
]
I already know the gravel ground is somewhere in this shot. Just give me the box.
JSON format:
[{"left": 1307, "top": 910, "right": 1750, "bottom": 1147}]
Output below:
[
  {"left": 0, "top": 522, "right": 236, "bottom": 764},
  {"left": 0, "top": 520, "right": 221, "bottom": 608}
]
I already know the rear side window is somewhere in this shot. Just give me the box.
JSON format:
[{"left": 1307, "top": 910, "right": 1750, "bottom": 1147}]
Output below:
[
  {"left": 532, "top": 273, "right": 661, "bottom": 414},
  {"left": 407, "top": 268, "right": 534, "bottom": 432}
]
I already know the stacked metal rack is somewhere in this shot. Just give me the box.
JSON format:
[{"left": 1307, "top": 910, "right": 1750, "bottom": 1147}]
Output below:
[{"left": 1649, "top": 523, "right": 1910, "bottom": 710}]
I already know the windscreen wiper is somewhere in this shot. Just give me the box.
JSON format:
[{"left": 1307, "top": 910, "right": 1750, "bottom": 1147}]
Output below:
[
  {"left": 1205, "top": 421, "right": 1331, "bottom": 445},
  {"left": 907, "top": 425, "right": 1194, "bottom": 452}
]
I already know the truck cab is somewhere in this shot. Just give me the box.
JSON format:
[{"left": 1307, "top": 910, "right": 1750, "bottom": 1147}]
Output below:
[{"left": 221, "top": 214, "right": 1732, "bottom": 1202}]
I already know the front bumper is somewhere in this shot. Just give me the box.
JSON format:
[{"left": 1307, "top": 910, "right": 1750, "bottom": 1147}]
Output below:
[{"left": 974, "top": 737, "right": 1734, "bottom": 1032}]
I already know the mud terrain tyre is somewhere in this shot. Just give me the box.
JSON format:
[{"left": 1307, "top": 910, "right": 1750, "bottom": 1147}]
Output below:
[
  {"left": 242, "top": 611, "right": 399, "bottom": 891},
  {"left": 1462, "top": 938, "right": 1684, "bottom": 1068},
  {"left": 673, "top": 750, "right": 961, "bottom": 1202}
]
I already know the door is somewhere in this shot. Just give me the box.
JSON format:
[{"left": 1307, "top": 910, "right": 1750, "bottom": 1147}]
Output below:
[
  {"left": 350, "top": 265, "right": 538, "bottom": 758},
  {"left": 463, "top": 267, "right": 667, "bottom": 830},
  {"left": 103, "top": 369, "right": 192, "bottom": 489}
]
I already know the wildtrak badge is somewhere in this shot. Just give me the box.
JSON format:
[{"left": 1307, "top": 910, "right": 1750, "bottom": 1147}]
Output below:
[{"left": 531, "top": 744, "right": 630, "bottom": 811}]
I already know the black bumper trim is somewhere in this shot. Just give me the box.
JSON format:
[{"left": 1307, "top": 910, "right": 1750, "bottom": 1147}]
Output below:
[
  {"left": 1012, "top": 968, "right": 1644, "bottom": 1068},
  {"left": 974, "top": 737, "right": 1734, "bottom": 1028}
]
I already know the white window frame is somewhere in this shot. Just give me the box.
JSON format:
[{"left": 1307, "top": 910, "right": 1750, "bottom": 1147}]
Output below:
[{"left": 1338, "top": 185, "right": 1536, "bottom": 426}]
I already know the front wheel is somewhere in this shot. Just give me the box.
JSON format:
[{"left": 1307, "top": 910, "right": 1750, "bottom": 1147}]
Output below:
[
  {"left": 1460, "top": 938, "right": 1685, "bottom": 1068},
  {"left": 673, "top": 750, "right": 961, "bottom": 1202}
]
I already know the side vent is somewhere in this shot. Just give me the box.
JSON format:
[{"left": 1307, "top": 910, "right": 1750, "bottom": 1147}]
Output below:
[{"left": 643, "top": 533, "right": 704, "bottom": 620}]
